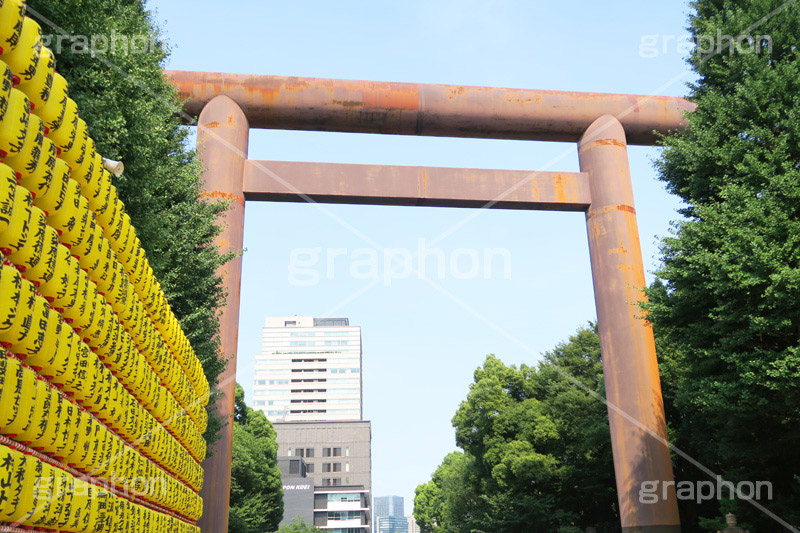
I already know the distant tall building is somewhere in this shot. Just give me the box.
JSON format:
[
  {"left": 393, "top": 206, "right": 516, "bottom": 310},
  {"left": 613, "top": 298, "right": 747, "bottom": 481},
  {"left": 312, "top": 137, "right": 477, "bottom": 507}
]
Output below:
[
  {"left": 253, "top": 316, "right": 363, "bottom": 422},
  {"left": 378, "top": 516, "right": 409, "bottom": 533},
  {"left": 374, "top": 496, "right": 408, "bottom": 533},
  {"left": 259, "top": 316, "right": 372, "bottom": 531},
  {"left": 407, "top": 515, "right": 420, "bottom": 533},
  {"left": 374, "top": 496, "right": 403, "bottom": 517}
]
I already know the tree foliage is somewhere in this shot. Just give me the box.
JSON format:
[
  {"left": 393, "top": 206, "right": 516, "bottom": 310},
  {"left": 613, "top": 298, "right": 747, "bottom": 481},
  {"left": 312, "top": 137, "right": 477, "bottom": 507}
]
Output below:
[
  {"left": 276, "top": 518, "right": 323, "bottom": 533},
  {"left": 229, "top": 384, "right": 284, "bottom": 533},
  {"left": 414, "top": 326, "right": 618, "bottom": 533},
  {"left": 25, "top": 0, "right": 231, "bottom": 450},
  {"left": 645, "top": 0, "right": 800, "bottom": 529}
]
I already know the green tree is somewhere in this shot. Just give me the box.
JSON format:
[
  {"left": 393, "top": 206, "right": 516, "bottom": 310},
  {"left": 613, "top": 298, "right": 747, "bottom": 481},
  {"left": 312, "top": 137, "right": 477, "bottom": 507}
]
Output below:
[
  {"left": 25, "top": 0, "right": 230, "bottom": 449},
  {"left": 229, "top": 384, "right": 283, "bottom": 533},
  {"left": 276, "top": 517, "right": 322, "bottom": 532},
  {"left": 645, "top": 0, "right": 800, "bottom": 529},
  {"left": 235, "top": 380, "right": 249, "bottom": 424},
  {"left": 413, "top": 452, "right": 478, "bottom": 533},
  {"left": 415, "top": 326, "right": 617, "bottom": 533}
]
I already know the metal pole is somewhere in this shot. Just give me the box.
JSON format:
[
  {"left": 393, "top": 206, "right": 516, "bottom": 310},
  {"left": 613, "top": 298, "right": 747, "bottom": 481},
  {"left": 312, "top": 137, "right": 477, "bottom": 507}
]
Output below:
[
  {"left": 579, "top": 115, "right": 680, "bottom": 532},
  {"left": 196, "top": 95, "right": 249, "bottom": 533},
  {"left": 166, "top": 70, "right": 694, "bottom": 145}
]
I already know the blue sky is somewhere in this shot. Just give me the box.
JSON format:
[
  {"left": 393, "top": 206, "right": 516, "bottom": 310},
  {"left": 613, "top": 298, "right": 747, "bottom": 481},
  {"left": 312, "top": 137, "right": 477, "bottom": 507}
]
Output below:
[{"left": 149, "top": 0, "right": 696, "bottom": 513}]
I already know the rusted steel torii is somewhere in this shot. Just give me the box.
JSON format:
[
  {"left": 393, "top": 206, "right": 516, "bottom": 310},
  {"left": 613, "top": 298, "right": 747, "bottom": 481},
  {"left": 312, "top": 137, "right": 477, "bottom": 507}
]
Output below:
[{"left": 167, "top": 70, "right": 695, "bottom": 533}]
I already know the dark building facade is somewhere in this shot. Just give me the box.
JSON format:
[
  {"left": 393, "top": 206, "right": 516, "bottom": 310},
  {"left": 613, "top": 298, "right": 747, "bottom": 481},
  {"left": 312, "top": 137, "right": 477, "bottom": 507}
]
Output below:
[
  {"left": 278, "top": 458, "right": 314, "bottom": 526},
  {"left": 275, "top": 432, "right": 372, "bottom": 532}
]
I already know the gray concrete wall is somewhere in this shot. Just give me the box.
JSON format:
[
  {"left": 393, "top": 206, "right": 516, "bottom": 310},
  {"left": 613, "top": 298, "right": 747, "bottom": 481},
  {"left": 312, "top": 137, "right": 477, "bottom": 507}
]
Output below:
[{"left": 274, "top": 420, "right": 372, "bottom": 490}]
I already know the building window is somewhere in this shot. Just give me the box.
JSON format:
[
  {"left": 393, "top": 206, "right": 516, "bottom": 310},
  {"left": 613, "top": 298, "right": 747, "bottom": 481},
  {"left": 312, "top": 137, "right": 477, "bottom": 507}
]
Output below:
[
  {"left": 345, "top": 463, "right": 350, "bottom": 472},
  {"left": 327, "top": 493, "right": 360, "bottom": 502},
  {"left": 285, "top": 321, "right": 296, "bottom": 326},
  {"left": 333, "top": 447, "right": 342, "bottom": 457},
  {"left": 306, "top": 448, "right": 315, "bottom": 458},
  {"left": 345, "top": 447, "right": 350, "bottom": 457},
  {"left": 333, "top": 463, "right": 342, "bottom": 472},
  {"left": 323, "top": 463, "right": 331, "bottom": 473},
  {"left": 295, "top": 448, "right": 305, "bottom": 458},
  {"left": 306, "top": 463, "right": 314, "bottom": 473},
  {"left": 323, "top": 448, "right": 331, "bottom": 457},
  {"left": 314, "top": 318, "right": 348, "bottom": 326},
  {"left": 322, "top": 478, "right": 342, "bottom": 486}
]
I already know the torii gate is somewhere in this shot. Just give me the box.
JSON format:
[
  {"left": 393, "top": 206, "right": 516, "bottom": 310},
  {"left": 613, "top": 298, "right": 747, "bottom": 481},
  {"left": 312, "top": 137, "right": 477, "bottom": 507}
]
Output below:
[{"left": 167, "top": 70, "right": 695, "bottom": 533}]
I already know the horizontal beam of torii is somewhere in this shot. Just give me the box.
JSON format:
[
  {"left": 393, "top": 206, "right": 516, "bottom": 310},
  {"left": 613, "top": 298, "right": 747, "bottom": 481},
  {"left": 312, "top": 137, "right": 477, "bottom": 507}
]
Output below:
[{"left": 166, "top": 70, "right": 694, "bottom": 145}]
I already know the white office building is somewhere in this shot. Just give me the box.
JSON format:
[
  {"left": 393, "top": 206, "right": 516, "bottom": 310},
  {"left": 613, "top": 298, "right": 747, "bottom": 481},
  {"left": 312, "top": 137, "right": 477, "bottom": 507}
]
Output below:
[{"left": 253, "top": 316, "right": 363, "bottom": 423}]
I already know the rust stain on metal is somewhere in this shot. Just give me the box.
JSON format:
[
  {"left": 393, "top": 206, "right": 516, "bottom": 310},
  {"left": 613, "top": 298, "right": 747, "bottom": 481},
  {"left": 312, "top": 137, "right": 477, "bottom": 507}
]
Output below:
[
  {"left": 361, "top": 84, "right": 419, "bottom": 111},
  {"left": 200, "top": 190, "right": 245, "bottom": 207},
  {"left": 579, "top": 138, "right": 627, "bottom": 153},
  {"left": 593, "top": 138, "right": 626, "bottom": 148},
  {"left": 586, "top": 204, "right": 636, "bottom": 219},
  {"left": 609, "top": 246, "right": 628, "bottom": 255},
  {"left": 332, "top": 100, "right": 364, "bottom": 108},
  {"left": 203, "top": 121, "right": 221, "bottom": 129},
  {"left": 552, "top": 174, "right": 568, "bottom": 204},
  {"left": 530, "top": 178, "right": 540, "bottom": 201}
]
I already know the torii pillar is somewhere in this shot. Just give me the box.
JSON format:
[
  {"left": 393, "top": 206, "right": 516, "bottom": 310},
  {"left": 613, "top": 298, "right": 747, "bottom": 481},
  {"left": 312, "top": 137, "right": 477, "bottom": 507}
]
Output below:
[{"left": 196, "top": 95, "right": 249, "bottom": 533}]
